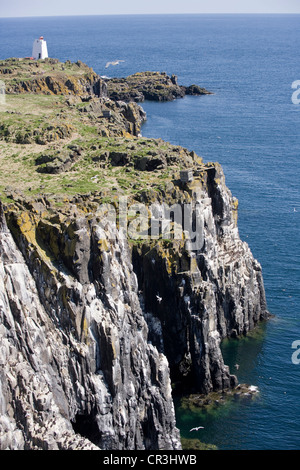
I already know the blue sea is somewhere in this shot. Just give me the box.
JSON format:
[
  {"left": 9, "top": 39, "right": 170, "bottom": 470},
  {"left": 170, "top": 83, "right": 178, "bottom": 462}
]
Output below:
[{"left": 0, "top": 14, "right": 300, "bottom": 450}]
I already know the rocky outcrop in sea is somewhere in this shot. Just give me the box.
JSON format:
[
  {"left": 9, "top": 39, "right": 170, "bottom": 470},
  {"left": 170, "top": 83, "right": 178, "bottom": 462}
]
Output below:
[{"left": 106, "top": 71, "right": 212, "bottom": 102}]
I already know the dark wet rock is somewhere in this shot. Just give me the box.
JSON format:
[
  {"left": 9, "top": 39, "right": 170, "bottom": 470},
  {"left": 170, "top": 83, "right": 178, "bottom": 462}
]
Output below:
[{"left": 35, "top": 149, "right": 80, "bottom": 174}]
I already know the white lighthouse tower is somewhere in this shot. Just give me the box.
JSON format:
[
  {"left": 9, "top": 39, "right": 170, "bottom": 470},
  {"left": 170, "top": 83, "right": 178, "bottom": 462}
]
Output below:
[{"left": 32, "top": 36, "right": 48, "bottom": 60}]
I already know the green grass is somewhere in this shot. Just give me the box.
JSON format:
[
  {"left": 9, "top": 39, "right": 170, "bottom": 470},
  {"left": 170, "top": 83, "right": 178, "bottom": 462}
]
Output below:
[{"left": 0, "top": 64, "right": 203, "bottom": 201}]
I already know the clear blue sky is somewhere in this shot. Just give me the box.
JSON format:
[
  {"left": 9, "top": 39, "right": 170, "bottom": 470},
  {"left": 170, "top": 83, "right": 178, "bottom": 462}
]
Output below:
[{"left": 1, "top": 0, "right": 300, "bottom": 17}]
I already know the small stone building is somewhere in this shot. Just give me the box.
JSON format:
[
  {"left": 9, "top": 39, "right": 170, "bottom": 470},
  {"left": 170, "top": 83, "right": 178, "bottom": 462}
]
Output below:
[{"left": 180, "top": 169, "right": 193, "bottom": 183}]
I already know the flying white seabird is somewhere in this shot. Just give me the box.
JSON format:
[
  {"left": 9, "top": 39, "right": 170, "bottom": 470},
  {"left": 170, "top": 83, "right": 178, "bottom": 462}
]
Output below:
[{"left": 105, "top": 60, "right": 125, "bottom": 68}]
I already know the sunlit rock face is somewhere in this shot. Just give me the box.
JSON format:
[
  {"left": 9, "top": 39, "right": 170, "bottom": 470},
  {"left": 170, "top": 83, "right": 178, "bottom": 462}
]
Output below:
[{"left": 0, "top": 202, "right": 181, "bottom": 450}]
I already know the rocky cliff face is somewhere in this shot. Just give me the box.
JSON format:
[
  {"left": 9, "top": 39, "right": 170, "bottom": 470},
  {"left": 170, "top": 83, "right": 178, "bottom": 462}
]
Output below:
[
  {"left": 0, "top": 201, "right": 181, "bottom": 450},
  {"left": 0, "top": 58, "right": 269, "bottom": 450},
  {"left": 132, "top": 164, "right": 268, "bottom": 393},
  {"left": 0, "top": 160, "right": 269, "bottom": 449}
]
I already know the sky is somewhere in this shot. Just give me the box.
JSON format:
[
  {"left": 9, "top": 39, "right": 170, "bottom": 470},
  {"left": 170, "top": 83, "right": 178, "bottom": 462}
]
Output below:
[{"left": 1, "top": 0, "right": 300, "bottom": 17}]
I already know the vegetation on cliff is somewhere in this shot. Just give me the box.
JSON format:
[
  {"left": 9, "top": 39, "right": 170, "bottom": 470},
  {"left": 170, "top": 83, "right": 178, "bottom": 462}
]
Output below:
[
  {"left": 0, "top": 57, "right": 105, "bottom": 96},
  {"left": 0, "top": 58, "right": 211, "bottom": 200}
]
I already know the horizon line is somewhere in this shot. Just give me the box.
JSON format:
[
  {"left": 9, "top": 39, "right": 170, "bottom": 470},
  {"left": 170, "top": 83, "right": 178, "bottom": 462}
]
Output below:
[{"left": 1, "top": 12, "right": 300, "bottom": 19}]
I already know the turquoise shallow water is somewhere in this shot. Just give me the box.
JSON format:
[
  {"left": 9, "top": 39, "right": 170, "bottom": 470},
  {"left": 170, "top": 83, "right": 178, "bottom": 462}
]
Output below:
[{"left": 0, "top": 13, "right": 300, "bottom": 450}]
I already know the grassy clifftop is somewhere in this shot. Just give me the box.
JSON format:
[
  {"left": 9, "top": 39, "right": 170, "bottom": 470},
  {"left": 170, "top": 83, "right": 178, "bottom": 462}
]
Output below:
[
  {"left": 1, "top": 57, "right": 104, "bottom": 96},
  {"left": 0, "top": 58, "right": 211, "bottom": 203}
]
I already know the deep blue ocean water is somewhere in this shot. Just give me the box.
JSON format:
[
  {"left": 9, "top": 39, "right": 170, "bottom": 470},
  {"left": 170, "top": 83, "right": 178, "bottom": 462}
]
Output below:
[{"left": 0, "top": 14, "right": 299, "bottom": 450}]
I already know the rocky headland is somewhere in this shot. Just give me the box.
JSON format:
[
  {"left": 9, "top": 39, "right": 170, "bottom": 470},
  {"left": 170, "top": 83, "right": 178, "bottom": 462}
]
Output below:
[
  {"left": 105, "top": 71, "right": 212, "bottom": 102},
  {"left": 0, "top": 58, "right": 269, "bottom": 450}
]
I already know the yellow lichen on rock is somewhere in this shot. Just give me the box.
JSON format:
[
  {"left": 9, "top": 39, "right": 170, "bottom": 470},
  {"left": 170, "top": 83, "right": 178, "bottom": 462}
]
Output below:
[{"left": 16, "top": 211, "right": 37, "bottom": 245}]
